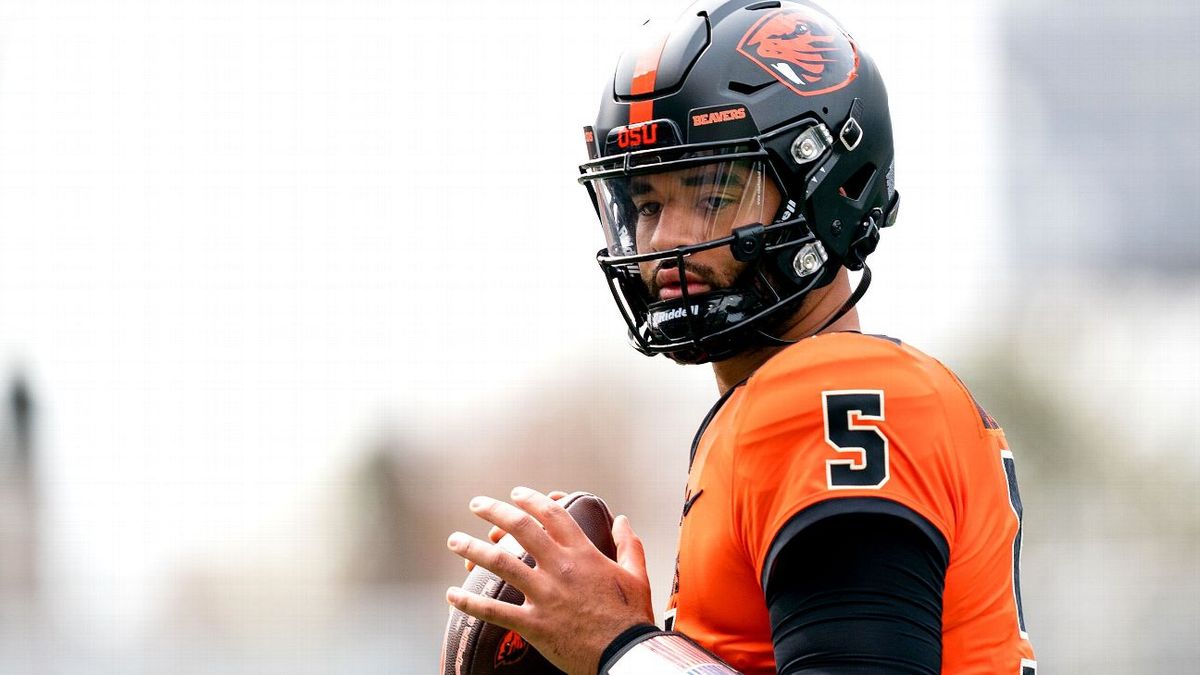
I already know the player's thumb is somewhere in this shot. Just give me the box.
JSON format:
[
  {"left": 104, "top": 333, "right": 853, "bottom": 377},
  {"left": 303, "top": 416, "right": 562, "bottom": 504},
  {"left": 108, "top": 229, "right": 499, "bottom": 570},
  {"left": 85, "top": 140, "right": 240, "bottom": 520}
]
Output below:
[{"left": 613, "top": 515, "right": 647, "bottom": 577}]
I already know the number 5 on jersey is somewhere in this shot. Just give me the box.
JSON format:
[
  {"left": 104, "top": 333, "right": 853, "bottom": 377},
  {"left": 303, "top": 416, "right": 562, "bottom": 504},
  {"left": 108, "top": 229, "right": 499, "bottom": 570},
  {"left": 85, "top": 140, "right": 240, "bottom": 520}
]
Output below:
[{"left": 822, "top": 390, "right": 889, "bottom": 489}]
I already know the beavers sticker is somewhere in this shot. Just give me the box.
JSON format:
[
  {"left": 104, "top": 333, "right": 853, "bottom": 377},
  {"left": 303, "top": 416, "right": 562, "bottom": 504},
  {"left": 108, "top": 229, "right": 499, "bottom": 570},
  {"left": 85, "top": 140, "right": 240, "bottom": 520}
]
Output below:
[
  {"left": 687, "top": 104, "right": 758, "bottom": 143},
  {"left": 737, "top": 7, "right": 858, "bottom": 97},
  {"left": 495, "top": 630, "right": 530, "bottom": 668}
]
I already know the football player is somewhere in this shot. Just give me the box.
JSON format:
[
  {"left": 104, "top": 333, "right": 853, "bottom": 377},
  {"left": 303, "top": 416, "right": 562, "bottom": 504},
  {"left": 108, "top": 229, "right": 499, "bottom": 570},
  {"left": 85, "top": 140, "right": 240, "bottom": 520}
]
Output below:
[{"left": 446, "top": 1, "right": 1037, "bottom": 673}]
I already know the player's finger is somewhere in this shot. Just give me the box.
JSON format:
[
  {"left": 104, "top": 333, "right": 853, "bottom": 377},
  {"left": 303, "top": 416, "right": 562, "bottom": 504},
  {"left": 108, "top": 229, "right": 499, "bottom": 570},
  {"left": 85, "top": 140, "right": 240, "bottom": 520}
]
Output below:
[
  {"left": 447, "top": 532, "right": 539, "bottom": 593},
  {"left": 613, "top": 514, "right": 648, "bottom": 578},
  {"left": 446, "top": 586, "right": 524, "bottom": 632},
  {"left": 511, "top": 487, "right": 588, "bottom": 546},
  {"left": 468, "top": 495, "right": 557, "bottom": 562},
  {"left": 467, "top": 525, "right": 510, "bottom": 571},
  {"left": 476, "top": 494, "right": 568, "bottom": 565}
]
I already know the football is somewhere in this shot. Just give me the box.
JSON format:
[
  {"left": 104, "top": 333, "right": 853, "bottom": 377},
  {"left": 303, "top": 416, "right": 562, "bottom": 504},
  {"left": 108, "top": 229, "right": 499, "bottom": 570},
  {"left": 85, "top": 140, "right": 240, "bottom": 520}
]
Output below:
[{"left": 440, "top": 492, "right": 618, "bottom": 675}]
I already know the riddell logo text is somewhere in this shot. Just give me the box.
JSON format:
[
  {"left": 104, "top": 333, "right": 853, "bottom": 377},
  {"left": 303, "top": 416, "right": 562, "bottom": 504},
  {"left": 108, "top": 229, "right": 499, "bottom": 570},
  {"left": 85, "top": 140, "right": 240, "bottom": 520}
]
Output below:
[
  {"left": 650, "top": 305, "right": 699, "bottom": 327},
  {"left": 616, "top": 123, "right": 658, "bottom": 148},
  {"left": 692, "top": 107, "right": 747, "bottom": 126}
]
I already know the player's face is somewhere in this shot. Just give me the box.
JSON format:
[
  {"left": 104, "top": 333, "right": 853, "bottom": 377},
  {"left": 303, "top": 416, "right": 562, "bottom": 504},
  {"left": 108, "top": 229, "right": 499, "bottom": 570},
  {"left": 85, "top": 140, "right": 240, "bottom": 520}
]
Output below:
[{"left": 628, "top": 162, "right": 781, "bottom": 301}]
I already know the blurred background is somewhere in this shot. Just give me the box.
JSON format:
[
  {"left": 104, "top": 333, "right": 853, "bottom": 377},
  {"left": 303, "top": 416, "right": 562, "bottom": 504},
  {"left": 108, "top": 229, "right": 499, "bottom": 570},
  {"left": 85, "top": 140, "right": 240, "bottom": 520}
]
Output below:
[{"left": 0, "top": 0, "right": 1196, "bottom": 672}]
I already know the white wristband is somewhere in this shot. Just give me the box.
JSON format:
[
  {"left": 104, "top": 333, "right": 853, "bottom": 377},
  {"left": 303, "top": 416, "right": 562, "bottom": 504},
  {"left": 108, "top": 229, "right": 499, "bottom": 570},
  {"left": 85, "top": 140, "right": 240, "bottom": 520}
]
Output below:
[{"left": 603, "top": 631, "right": 741, "bottom": 674}]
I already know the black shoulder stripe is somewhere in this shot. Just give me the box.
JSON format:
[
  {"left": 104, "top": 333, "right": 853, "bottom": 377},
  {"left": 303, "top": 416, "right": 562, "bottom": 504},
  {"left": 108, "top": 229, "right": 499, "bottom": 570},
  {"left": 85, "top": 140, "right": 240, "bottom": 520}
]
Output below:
[
  {"left": 835, "top": 330, "right": 901, "bottom": 346},
  {"left": 865, "top": 333, "right": 902, "bottom": 345},
  {"left": 975, "top": 400, "right": 1000, "bottom": 429},
  {"left": 953, "top": 374, "right": 999, "bottom": 429},
  {"left": 689, "top": 379, "right": 746, "bottom": 470},
  {"left": 760, "top": 497, "right": 950, "bottom": 590}
]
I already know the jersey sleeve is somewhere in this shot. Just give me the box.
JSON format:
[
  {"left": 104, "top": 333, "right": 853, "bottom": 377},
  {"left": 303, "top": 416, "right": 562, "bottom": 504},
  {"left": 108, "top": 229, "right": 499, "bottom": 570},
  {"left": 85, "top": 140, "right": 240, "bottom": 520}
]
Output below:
[{"left": 728, "top": 335, "right": 966, "bottom": 587}]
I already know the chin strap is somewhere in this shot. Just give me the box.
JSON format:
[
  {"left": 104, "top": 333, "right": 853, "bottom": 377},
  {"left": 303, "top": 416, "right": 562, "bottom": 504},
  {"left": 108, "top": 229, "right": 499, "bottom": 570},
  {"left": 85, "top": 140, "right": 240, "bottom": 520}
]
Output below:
[{"left": 754, "top": 262, "right": 873, "bottom": 347}]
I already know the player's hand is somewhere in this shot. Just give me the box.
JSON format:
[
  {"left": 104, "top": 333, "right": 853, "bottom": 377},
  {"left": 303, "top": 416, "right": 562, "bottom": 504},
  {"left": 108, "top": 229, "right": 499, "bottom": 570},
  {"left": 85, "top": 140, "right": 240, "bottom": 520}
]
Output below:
[
  {"left": 446, "top": 487, "right": 655, "bottom": 675},
  {"left": 465, "top": 489, "right": 569, "bottom": 571}
]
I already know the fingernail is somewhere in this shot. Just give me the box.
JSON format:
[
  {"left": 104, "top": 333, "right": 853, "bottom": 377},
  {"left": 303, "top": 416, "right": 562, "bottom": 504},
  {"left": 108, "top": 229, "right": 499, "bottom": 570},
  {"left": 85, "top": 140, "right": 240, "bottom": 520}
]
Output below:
[
  {"left": 469, "top": 496, "right": 485, "bottom": 510},
  {"left": 447, "top": 587, "right": 463, "bottom": 602},
  {"left": 447, "top": 532, "right": 466, "bottom": 549},
  {"left": 511, "top": 486, "right": 530, "bottom": 500}
]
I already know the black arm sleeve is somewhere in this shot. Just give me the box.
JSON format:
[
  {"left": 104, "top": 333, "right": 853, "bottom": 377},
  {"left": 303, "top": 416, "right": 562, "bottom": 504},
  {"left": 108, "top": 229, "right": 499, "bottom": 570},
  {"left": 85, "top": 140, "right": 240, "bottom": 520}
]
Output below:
[{"left": 764, "top": 506, "right": 948, "bottom": 675}]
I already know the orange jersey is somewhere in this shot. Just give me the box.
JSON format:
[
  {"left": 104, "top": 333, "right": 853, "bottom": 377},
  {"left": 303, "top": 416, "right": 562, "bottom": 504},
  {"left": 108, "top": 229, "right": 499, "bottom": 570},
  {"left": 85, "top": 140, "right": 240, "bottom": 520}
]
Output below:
[{"left": 666, "top": 332, "right": 1036, "bottom": 674}]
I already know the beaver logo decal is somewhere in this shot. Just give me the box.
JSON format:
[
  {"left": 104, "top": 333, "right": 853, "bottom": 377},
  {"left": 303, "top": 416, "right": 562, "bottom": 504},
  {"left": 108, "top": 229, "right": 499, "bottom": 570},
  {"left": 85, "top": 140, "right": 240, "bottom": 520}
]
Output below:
[
  {"left": 494, "top": 629, "right": 530, "bottom": 668},
  {"left": 737, "top": 7, "right": 858, "bottom": 97}
]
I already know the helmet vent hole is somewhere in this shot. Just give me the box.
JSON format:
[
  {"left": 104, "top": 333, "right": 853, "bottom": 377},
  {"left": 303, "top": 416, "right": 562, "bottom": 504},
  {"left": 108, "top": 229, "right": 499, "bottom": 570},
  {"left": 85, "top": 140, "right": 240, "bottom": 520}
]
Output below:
[
  {"left": 839, "top": 163, "right": 876, "bottom": 202},
  {"left": 822, "top": 106, "right": 829, "bottom": 115},
  {"left": 728, "top": 79, "right": 774, "bottom": 95}
]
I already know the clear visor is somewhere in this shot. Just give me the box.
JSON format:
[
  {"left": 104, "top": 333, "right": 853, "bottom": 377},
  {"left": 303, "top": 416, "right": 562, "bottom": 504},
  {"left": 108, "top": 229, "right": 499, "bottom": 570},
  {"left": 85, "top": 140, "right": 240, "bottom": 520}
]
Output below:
[{"left": 586, "top": 158, "right": 775, "bottom": 258}]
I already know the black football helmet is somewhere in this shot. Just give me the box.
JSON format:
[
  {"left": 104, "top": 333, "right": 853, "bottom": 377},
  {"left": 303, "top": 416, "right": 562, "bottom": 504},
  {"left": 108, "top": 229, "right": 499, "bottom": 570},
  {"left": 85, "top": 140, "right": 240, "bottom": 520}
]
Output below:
[{"left": 579, "top": 0, "right": 899, "bottom": 364}]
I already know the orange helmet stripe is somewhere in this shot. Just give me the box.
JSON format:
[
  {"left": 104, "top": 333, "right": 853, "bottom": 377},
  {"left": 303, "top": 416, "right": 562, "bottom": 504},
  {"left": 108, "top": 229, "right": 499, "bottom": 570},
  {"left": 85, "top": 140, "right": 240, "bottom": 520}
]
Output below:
[{"left": 629, "top": 32, "right": 670, "bottom": 124}]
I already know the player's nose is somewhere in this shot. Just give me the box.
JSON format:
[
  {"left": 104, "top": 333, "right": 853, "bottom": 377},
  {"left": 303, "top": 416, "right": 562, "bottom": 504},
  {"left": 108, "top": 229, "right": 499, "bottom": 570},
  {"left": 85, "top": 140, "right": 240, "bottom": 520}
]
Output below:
[{"left": 647, "top": 205, "right": 702, "bottom": 252}]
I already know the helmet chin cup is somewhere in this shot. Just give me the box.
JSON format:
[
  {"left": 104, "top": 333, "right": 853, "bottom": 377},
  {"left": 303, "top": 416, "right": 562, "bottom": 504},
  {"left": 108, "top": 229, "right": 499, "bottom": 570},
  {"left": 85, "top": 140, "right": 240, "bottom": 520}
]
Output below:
[{"left": 644, "top": 289, "right": 766, "bottom": 363}]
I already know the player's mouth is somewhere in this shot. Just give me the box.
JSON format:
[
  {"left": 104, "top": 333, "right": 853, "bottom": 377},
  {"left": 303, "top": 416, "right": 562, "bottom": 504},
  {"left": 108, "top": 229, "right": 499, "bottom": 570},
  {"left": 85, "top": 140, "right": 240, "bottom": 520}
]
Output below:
[{"left": 656, "top": 268, "right": 711, "bottom": 301}]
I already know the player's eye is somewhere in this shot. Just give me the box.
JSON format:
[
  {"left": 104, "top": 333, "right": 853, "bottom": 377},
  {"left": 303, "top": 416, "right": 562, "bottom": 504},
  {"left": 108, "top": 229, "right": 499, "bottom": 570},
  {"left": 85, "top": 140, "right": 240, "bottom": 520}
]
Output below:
[
  {"left": 700, "top": 195, "right": 737, "bottom": 212},
  {"left": 636, "top": 201, "right": 662, "bottom": 217}
]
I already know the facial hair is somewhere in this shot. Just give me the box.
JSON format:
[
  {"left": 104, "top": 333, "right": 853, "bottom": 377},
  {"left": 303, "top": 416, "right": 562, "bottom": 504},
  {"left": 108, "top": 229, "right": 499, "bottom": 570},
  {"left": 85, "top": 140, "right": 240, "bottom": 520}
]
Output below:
[{"left": 644, "top": 258, "right": 729, "bottom": 300}]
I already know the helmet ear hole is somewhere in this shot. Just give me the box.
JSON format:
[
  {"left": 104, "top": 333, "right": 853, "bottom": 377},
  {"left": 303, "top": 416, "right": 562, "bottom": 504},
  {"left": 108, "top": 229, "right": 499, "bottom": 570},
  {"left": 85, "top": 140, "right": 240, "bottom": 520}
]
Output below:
[
  {"left": 838, "top": 162, "right": 877, "bottom": 202},
  {"left": 728, "top": 79, "right": 774, "bottom": 95}
]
